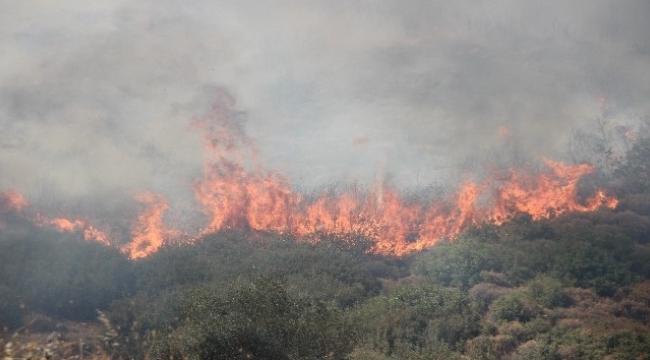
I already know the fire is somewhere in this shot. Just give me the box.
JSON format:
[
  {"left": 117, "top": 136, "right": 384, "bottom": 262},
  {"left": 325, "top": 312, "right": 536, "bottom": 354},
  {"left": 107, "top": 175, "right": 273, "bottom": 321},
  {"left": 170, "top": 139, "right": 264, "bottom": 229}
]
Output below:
[
  {"left": 191, "top": 90, "right": 296, "bottom": 235},
  {"left": 624, "top": 130, "right": 637, "bottom": 141},
  {"left": 488, "top": 158, "right": 618, "bottom": 224},
  {"left": 122, "top": 192, "right": 176, "bottom": 259},
  {"left": 0, "top": 94, "right": 621, "bottom": 259},
  {"left": 0, "top": 191, "right": 29, "bottom": 214},
  {"left": 189, "top": 96, "right": 618, "bottom": 256},
  {"left": 36, "top": 217, "right": 111, "bottom": 246},
  {"left": 498, "top": 125, "right": 514, "bottom": 138},
  {"left": 42, "top": 218, "right": 85, "bottom": 232},
  {"left": 0, "top": 190, "right": 111, "bottom": 245}
]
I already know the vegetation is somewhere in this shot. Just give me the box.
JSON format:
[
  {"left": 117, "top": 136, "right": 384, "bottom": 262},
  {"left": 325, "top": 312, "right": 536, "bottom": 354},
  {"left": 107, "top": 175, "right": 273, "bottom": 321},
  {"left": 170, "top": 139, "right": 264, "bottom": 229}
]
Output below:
[{"left": 3, "top": 133, "right": 650, "bottom": 359}]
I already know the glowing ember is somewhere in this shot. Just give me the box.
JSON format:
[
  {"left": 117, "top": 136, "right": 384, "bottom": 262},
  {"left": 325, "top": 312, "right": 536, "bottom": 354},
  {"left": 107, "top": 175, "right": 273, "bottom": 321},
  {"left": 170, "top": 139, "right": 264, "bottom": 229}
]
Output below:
[{"left": 122, "top": 192, "right": 176, "bottom": 259}]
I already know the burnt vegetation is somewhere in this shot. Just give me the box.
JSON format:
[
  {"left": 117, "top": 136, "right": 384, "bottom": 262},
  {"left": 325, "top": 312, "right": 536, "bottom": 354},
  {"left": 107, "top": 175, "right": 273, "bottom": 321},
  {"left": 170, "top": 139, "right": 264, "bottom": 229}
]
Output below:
[{"left": 3, "top": 135, "right": 650, "bottom": 359}]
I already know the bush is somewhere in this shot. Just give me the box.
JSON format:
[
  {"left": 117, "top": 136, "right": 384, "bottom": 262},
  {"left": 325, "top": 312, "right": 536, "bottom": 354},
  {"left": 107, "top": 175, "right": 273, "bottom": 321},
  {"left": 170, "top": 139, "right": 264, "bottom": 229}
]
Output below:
[
  {"left": 171, "top": 274, "right": 354, "bottom": 360},
  {"left": 411, "top": 236, "right": 501, "bottom": 289},
  {"left": 353, "top": 283, "right": 480, "bottom": 355},
  {"left": 508, "top": 339, "right": 559, "bottom": 360},
  {"left": 527, "top": 277, "right": 572, "bottom": 308},
  {"left": 0, "top": 229, "right": 134, "bottom": 320},
  {"left": 490, "top": 292, "right": 541, "bottom": 323},
  {"left": 469, "top": 282, "right": 512, "bottom": 312}
]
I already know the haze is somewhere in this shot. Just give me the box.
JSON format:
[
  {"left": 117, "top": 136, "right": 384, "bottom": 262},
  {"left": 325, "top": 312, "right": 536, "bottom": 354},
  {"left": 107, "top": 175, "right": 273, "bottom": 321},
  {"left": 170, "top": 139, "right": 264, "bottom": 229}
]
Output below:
[{"left": 1, "top": 0, "right": 649, "bottom": 203}]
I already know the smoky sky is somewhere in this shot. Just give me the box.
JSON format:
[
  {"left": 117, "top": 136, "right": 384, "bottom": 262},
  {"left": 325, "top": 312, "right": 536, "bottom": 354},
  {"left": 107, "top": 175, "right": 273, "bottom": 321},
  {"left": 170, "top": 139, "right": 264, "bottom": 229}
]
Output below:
[{"left": 1, "top": 0, "right": 649, "bottom": 201}]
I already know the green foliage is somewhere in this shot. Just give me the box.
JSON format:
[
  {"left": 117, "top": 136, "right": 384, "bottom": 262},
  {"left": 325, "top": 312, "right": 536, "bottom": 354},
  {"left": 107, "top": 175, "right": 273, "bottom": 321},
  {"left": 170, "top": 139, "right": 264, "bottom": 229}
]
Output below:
[
  {"left": 469, "top": 282, "right": 512, "bottom": 313},
  {"left": 615, "top": 136, "right": 650, "bottom": 194},
  {"left": 176, "top": 275, "right": 354, "bottom": 360},
  {"left": 133, "top": 231, "right": 398, "bottom": 307},
  {"left": 8, "top": 140, "right": 650, "bottom": 358},
  {"left": 551, "top": 239, "right": 633, "bottom": 296},
  {"left": 353, "top": 283, "right": 480, "bottom": 355},
  {"left": 527, "top": 277, "right": 572, "bottom": 309},
  {"left": 509, "top": 338, "right": 560, "bottom": 360},
  {"left": 603, "top": 329, "right": 650, "bottom": 359},
  {"left": 490, "top": 292, "right": 541, "bottom": 323},
  {"left": 0, "top": 229, "right": 133, "bottom": 320},
  {"left": 411, "top": 236, "right": 502, "bottom": 289}
]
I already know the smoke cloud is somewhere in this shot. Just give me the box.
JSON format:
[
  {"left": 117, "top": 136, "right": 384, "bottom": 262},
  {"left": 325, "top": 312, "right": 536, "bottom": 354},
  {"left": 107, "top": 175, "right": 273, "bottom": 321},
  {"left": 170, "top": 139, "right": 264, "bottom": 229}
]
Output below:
[{"left": 1, "top": 0, "right": 649, "bottom": 205}]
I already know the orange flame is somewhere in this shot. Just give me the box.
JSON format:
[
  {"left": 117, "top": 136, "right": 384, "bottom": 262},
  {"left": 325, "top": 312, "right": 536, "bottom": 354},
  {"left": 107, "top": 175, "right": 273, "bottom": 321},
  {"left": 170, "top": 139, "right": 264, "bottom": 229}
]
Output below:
[
  {"left": 0, "top": 191, "right": 29, "bottom": 214},
  {"left": 122, "top": 192, "right": 175, "bottom": 259},
  {"left": 35, "top": 216, "right": 111, "bottom": 245},
  {"left": 190, "top": 96, "right": 618, "bottom": 256},
  {"left": 0, "top": 95, "right": 621, "bottom": 260}
]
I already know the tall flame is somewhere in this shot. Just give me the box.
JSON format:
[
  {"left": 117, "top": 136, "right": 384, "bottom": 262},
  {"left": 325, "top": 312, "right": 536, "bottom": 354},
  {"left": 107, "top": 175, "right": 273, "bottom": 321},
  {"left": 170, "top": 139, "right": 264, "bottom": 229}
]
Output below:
[
  {"left": 190, "top": 96, "right": 618, "bottom": 256},
  {"left": 0, "top": 95, "right": 621, "bottom": 259},
  {"left": 122, "top": 192, "right": 175, "bottom": 259}
]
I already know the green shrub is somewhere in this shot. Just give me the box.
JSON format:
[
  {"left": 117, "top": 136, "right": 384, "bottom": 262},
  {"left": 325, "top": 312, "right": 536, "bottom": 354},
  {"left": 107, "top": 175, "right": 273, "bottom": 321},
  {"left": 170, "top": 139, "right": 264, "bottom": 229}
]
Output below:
[
  {"left": 174, "top": 274, "right": 354, "bottom": 360},
  {"left": 0, "top": 230, "right": 133, "bottom": 320},
  {"left": 353, "top": 283, "right": 480, "bottom": 355},
  {"left": 527, "top": 277, "right": 572, "bottom": 308},
  {"left": 411, "top": 236, "right": 501, "bottom": 289},
  {"left": 490, "top": 292, "right": 541, "bottom": 323},
  {"left": 509, "top": 338, "right": 559, "bottom": 360}
]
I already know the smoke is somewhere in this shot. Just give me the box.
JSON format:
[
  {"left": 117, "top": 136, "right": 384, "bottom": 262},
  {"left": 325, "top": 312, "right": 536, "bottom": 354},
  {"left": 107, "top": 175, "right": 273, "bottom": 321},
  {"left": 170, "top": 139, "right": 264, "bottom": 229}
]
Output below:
[{"left": 1, "top": 0, "right": 649, "bottom": 207}]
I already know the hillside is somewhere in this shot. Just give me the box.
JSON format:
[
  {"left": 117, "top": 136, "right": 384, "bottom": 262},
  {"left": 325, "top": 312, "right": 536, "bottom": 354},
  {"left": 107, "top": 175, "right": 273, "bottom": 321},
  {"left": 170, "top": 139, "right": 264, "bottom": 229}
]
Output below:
[{"left": 2, "top": 137, "right": 650, "bottom": 359}]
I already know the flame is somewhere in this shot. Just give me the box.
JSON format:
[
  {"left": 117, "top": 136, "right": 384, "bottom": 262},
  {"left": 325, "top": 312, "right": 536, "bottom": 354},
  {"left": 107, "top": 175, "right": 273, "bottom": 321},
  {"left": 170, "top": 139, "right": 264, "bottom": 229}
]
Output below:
[
  {"left": 191, "top": 90, "right": 295, "bottom": 235},
  {"left": 122, "top": 192, "right": 176, "bottom": 259},
  {"left": 35, "top": 216, "right": 111, "bottom": 245},
  {"left": 190, "top": 96, "right": 618, "bottom": 256},
  {"left": 0, "top": 191, "right": 29, "bottom": 214},
  {"left": 43, "top": 218, "right": 85, "bottom": 232},
  {"left": 0, "top": 191, "right": 110, "bottom": 246},
  {"left": 624, "top": 130, "right": 637, "bottom": 141},
  {"left": 488, "top": 158, "right": 617, "bottom": 224},
  {"left": 0, "top": 94, "right": 621, "bottom": 259},
  {"left": 498, "top": 125, "right": 514, "bottom": 138}
]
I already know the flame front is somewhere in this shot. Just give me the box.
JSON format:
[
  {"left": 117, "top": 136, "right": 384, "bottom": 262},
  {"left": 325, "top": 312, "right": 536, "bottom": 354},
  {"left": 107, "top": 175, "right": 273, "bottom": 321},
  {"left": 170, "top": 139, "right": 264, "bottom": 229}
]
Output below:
[
  {"left": 191, "top": 97, "right": 618, "bottom": 256},
  {"left": 0, "top": 95, "right": 620, "bottom": 259}
]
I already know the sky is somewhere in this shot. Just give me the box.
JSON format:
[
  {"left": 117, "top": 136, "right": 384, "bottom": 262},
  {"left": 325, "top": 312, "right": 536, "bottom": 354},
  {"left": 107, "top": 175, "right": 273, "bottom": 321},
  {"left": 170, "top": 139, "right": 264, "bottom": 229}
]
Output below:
[{"left": 1, "top": 0, "right": 649, "bottom": 206}]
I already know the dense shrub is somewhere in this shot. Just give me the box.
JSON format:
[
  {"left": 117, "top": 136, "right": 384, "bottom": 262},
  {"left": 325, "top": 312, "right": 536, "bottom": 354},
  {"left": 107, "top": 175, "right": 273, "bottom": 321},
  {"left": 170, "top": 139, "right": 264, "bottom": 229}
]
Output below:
[
  {"left": 527, "top": 277, "right": 572, "bottom": 309},
  {"left": 133, "top": 231, "right": 396, "bottom": 307},
  {"left": 490, "top": 292, "right": 541, "bottom": 323},
  {"left": 411, "top": 236, "right": 501, "bottom": 288},
  {"left": 353, "top": 283, "right": 480, "bottom": 355},
  {"left": 175, "top": 275, "right": 354, "bottom": 360},
  {"left": 615, "top": 137, "right": 650, "bottom": 195},
  {"left": 0, "top": 229, "right": 133, "bottom": 320}
]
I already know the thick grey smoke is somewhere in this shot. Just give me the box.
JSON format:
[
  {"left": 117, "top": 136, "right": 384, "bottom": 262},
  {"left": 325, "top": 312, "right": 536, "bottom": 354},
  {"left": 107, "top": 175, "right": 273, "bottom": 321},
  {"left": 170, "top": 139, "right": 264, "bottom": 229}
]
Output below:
[{"left": 1, "top": 0, "right": 649, "bottom": 204}]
